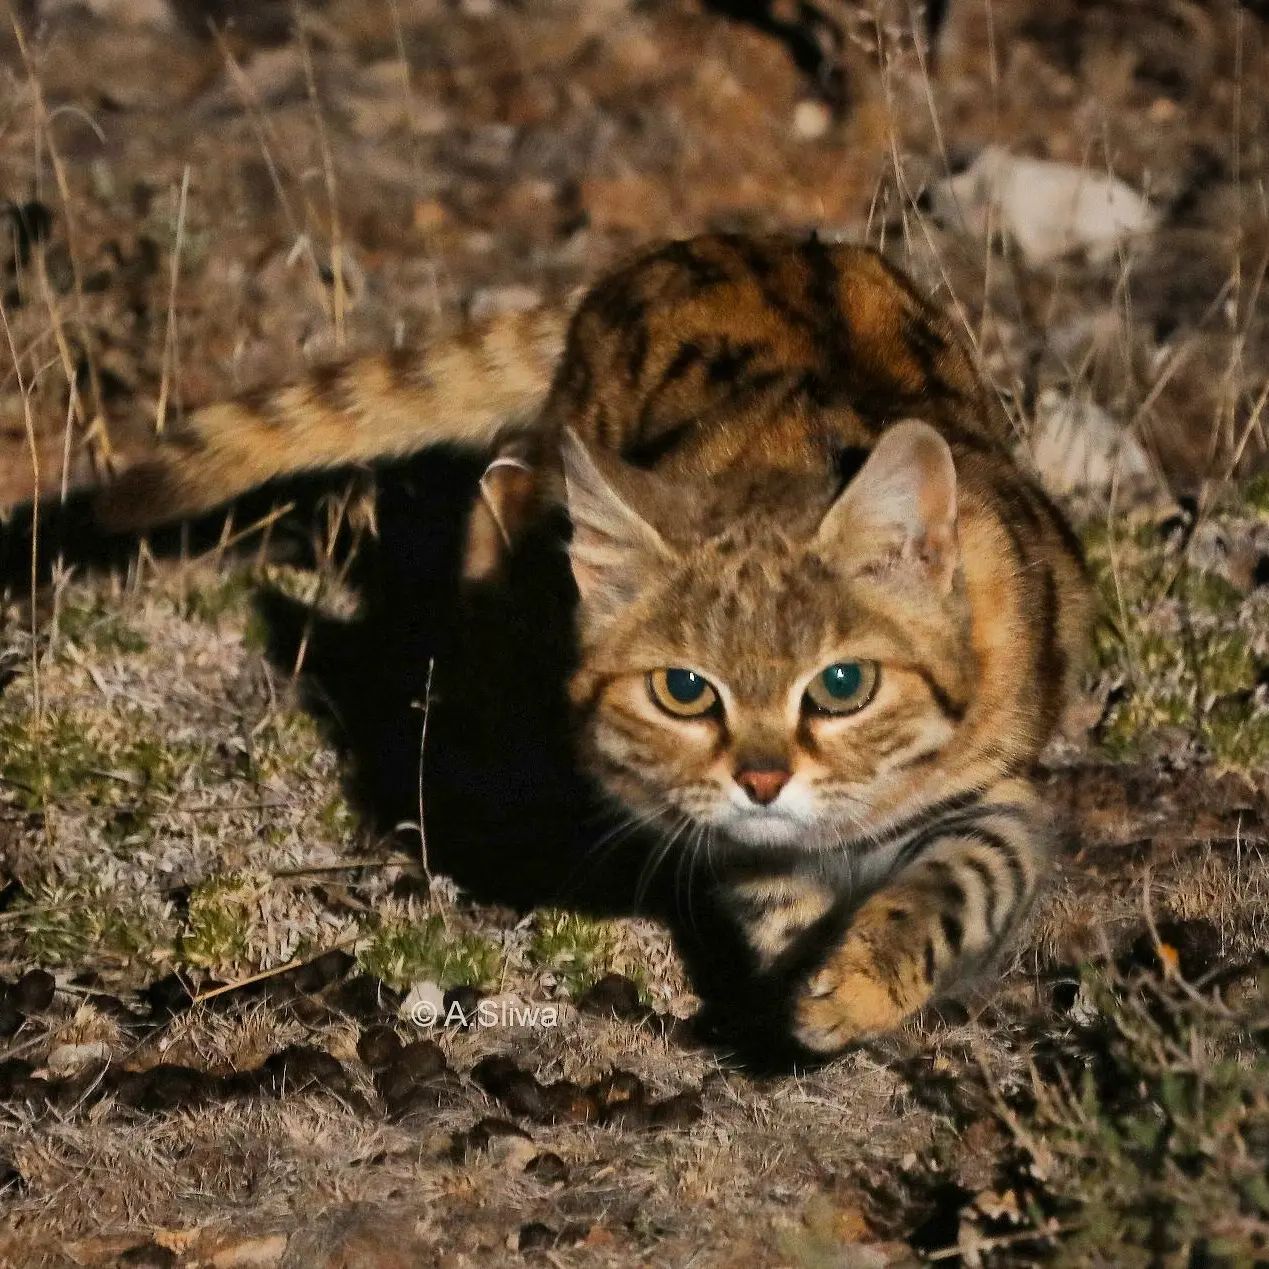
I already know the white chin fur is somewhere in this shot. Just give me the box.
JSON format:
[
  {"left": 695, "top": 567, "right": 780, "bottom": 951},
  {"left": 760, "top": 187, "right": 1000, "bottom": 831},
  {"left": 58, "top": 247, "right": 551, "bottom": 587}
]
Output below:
[{"left": 715, "top": 813, "right": 810, "bottom": 848}]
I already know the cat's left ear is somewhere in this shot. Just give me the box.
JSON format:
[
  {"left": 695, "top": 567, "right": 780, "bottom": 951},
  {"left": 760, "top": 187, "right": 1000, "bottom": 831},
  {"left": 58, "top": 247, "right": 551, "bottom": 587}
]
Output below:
[
  {"left": 817, "top": 420, "right": 960, "bottom": 591},
  {"left": 561, "top": 430, "right": 672, "bottom": 618}
]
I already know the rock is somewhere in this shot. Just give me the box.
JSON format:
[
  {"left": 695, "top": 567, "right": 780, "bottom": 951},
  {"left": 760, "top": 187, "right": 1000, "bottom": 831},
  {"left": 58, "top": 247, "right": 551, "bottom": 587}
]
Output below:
[
  {"left": 117, "top": 1243, "right": 177, "bottom": 1267},
  {"left": 587, "top": 1069, "right": 645, "bottom": 1115},
  {"left": 578, "top": 973, "right": 643, "bottom": 1020},
  {"left": 291, "top": 949, "right": 355, "bottom": 995},
  {"left": 1025, "top": 389, "right": 1166, "bottom": 508},
  {"left": 393, "top": 1039, "right": 448, "bottom": 1082},
  {"left": 356, "top": 1024, "right": 403, "bottom": 1070},
  {"left": 114, "top": 1064, "right": 223, "bottom": 1113},
  {"left": 46, "top": 1041, "right": 113, "bottom": 1077},
  {"left": 141, "top": 973, "right": 197, "bottom": 1018},
  {"left": 258, "top": 1046, "right": 351, "bottom": 1099},
  {"left": 452, "top": 1116, "right": 536, "bottom": 1168},
  {"left": 648, "top": 1089, "right": 704, "bottom": 1129},
  {"left": 374, "top": 1039, "right": 450, "bottom": 1118},
  {"left": 0, "top": 1001, "right": 22, "bottom": 1038},
  {"left": 328, "top": 974, "right": 401, "bottom": 1022},
  {"left": 543, "top": 1078, "right": 600, "bottom": 1124},
  {"left": 926, "top": 147, "right": 1159, "bottom": 266},
  {"left": 471, "top": 1055, "right": 552, "bottom": 1120},
  {"left": 399, "top": 981, "right": 445, "bottom": 1029},
  {"left": 205, "top": 1233, "right": 288, "bottom": 1267},
  {"left": 442, "top": 984, "right": 482, "bottom": 1025},
  {"left": 12, "top": 968, "right": 55, "bottom": 1013},
  {"left": 516, "top": 1223, "right": 560, "bottom": 1253},
  {"left": 525, "top": 1151, "right": 568, "bottom": 1184},
  {"left": 0, "top": 1060, "right": 33, "bottom": 1097}
]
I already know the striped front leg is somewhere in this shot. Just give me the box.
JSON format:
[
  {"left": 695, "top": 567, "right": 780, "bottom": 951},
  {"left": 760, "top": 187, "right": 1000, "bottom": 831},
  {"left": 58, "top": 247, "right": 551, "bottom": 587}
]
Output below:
[{"left": 794, "top": 782, "right": 1047, "bottom": 1054}]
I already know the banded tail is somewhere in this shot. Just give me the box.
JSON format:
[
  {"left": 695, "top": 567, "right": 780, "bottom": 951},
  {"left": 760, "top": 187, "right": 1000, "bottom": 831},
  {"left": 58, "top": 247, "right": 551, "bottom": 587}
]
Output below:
[{"left": 95, "top": 306, "right": 567, "bottom": 532}]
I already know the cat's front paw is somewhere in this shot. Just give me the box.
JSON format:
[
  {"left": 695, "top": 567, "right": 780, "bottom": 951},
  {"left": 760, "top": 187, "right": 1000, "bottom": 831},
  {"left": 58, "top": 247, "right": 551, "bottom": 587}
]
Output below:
[{"left": 793, "top": 892, "right": 935, "bottom": 1054}]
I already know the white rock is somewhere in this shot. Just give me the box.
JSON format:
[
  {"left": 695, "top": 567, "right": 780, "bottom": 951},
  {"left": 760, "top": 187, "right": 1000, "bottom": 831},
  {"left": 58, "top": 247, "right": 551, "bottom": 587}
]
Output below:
[
  {"left": 46, "top": 1042, "right": 113, "bottom": 1077},
  {"left": 1024, "top": 389, "right": 1164, "bottom": 508},
  {"left": 468, "top": 285, "right": 545, "bottom": 325},
  {"left": 927, "top": 147, "right": 1159, "bottom": 266},
  {"left": 399, "top": 980, "right": 445, "bottom": 1028}
]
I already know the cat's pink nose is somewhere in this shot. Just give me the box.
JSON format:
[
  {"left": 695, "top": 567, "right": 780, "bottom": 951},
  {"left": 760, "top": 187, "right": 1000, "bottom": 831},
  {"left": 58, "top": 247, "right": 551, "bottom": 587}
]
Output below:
[{"left": 736, "top": 768, "right": 790, "bottom": 806}]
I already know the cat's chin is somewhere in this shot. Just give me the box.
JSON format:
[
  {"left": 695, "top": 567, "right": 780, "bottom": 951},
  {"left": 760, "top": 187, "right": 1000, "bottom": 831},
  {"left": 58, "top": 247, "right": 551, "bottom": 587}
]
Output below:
[{"left": 713, "top": 812, "right": 813, "bottom": 849}]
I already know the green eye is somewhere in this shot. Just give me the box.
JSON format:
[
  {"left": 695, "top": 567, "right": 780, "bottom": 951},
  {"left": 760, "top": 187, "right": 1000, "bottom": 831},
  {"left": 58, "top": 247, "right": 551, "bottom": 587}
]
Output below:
[
  {"left": 804, "top": 661, "right": 879, "bottom": 715},
  {"left": 648, "top": 668, "right": 718, "bottom": 718}
]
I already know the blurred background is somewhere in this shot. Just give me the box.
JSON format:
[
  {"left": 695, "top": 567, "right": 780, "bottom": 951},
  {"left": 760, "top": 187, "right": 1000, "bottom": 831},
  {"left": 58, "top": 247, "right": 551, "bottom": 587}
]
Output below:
[{"left": 0, "top": 0, "right": 1265, "bottom": 510}]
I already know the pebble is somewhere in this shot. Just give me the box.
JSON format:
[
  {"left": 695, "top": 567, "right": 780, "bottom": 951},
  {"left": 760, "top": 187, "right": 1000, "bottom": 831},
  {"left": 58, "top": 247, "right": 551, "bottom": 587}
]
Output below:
[
  {"left": 578, "top": 973, "right": 643, "bottom": 1019},
  {"left": 525, "top": 1151, "right": 568, "bottom": 1184},
  {"left": 12, "top": 969, "right": 55, "bottom": 1014},
  {"left": 356, "top": 1024, "right": 403, "bottom": 1070},
  {"left": 258, "top": 1045, "right": 351, "bottom": 1099},
  {"left": 117, "top": 1244, "right": 177, "bottom": 1268},
  {"left": 291, "top": 949, "right": 355, "bottom": 995}
]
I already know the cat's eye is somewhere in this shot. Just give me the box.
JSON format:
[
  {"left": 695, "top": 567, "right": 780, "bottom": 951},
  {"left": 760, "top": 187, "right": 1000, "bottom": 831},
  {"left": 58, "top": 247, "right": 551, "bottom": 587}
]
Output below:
[
  {"left": 648, "top": 668, "right": 719, "bottom": 719},
  {"left": 804, "top": 661, "right": 880, "bottom": 715}
]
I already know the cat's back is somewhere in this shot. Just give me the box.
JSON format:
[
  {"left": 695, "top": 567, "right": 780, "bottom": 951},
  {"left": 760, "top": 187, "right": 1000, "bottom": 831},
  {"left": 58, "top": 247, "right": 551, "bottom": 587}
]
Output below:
[{"left": 548, "top": 233, "right": 1006, "bottom": 475}]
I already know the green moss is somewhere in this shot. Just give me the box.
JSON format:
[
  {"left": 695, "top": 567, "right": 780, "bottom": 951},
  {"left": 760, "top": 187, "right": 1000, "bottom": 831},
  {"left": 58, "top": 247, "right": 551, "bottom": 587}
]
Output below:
[
  {"left": 1194, "top": 633, "right": 1258, "bottom": 696},
  {"left": 527, "top": 909, "right": 619, "bottom": 996},
  {"left": 1176, "top": 567, "right": 1245, "bottom": 615},
  {"left": 1243, "top": 472, "right": 1269, "bottom": 516},
  {"left": 1201, "top": 708, "right": 1269, "bottom": 773},
  {"left": 248, "top": 712, "right": 328, "bottom": 783},
  {"left": 0, "top": 708, "right": 200, "bottom": 813},
  {"left": 317, "top": 793, "right": 356, "bottom": 840},
  {"left": 54, "top": 597, "right": 148, "bottom": 656},
  {"left": 11, "top": 877, "right": 169, "bottom": 965},
  {"left": 359, "top": 914, "right": 501, "bottom": 990},
  {"left": 181, "top": 569, "right": 256, "bottom": 626},
  {"left": 180, "top": 871, "right": 264, "bottom": 969}
]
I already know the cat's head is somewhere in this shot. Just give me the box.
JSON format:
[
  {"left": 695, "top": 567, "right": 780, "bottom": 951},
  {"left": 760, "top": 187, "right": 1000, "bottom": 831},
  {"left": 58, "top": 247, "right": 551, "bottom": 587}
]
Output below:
[{"left": 563, "top": 421, "right": 977, "bottom": 851}]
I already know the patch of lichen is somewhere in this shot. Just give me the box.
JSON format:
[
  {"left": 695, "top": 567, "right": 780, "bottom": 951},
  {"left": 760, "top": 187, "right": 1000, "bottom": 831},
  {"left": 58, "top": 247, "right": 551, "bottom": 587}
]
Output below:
[
  {"left": 1082, "top": 517, "right": 1266, "bottom": 772},
  {"left": 0, "top": 708, "right": 202, "bottom": 814},
  {"left": 52, "top": 596, "right": 149, "bottom": 656},
  {"left": 10, "top": 876, "right": 173, "bottom": 967}
]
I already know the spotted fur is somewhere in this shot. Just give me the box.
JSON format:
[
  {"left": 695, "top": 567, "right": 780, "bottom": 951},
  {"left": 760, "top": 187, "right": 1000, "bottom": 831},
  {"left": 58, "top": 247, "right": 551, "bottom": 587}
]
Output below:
[{"left": 101, "top": 235, "right": 1092, "bottom": 1053}]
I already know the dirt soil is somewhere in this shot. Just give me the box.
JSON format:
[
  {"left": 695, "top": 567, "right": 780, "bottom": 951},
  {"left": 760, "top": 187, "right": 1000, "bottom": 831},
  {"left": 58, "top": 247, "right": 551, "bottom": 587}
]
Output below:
[{"left": 0, "top": 1, "right": 1268, "bottom": 1265}]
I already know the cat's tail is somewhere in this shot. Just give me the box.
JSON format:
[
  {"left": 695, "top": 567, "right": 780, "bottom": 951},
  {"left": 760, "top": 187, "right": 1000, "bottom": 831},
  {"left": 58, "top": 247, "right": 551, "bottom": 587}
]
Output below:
[{"left": 95, "top": 306, "right": 567, "bottom": 531}]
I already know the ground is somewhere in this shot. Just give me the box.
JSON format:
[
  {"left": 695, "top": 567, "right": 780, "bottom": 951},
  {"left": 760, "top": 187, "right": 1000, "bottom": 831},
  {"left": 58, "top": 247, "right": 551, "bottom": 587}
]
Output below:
[{"left": 0, "top": 1, "right": 1267, "bottom": 1265}]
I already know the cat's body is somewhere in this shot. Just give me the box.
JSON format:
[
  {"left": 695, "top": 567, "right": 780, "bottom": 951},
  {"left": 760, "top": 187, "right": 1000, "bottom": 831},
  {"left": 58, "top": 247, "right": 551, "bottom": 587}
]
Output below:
[{"left": 99, "top": 234, "right": 1092, "bottom": 1053}]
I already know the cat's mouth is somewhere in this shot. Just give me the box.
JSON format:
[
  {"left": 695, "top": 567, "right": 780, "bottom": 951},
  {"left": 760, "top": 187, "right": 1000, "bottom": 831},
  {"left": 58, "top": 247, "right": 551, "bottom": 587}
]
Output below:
[{"left": 711, "top": 805, "right": 811, "bottom": 848}]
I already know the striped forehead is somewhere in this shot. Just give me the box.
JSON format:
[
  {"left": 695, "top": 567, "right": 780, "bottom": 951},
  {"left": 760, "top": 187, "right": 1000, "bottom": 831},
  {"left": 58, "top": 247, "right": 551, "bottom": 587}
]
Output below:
[{"left": 658, "top": 535, "right": 854, "bottom": 699}]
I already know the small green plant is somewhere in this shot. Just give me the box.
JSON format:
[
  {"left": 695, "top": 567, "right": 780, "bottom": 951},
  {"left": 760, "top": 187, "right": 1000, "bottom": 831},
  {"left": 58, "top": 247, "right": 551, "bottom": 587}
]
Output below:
[
  {"left": 53, "top": 597, "right": 148, "bottom": 656},
  {"left": 11, "top": 876, "right": 169, "bottom": 965},
  {"left": 180, "top": 871, "right": 266, "bottom": 970},
  {"left": 360, "top": 914, "right": 502, "bottom": 990},
  {"left": 1082, "top": 515, "right": 1266, "bottom": 773},
  {"left": 1021, "top": 974, "right": 1269, "bottom": 1266},
  {"left": 527, "top": 909, "right": 620, "bottom": 995},
  {"left": 0, "top": 708, "right": 200, "bottom": 812},
  {"left": 181, "top": 569, "right": 257, "bottom": 626}
]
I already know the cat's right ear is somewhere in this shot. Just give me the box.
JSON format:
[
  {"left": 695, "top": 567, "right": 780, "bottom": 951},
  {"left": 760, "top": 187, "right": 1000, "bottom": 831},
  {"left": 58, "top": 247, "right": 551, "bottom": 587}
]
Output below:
[{"left": 561, "top": 430, "right": 670, "bottom": 617}]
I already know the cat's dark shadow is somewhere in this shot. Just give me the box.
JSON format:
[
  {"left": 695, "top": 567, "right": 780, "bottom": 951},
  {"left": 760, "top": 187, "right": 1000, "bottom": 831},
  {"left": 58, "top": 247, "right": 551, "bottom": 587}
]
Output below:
[
  {"left": 253, "top": 454, "right": 805, "bottom": 1063},
  {"left": 0, "top": 455, "right": 819, "bottom": 1069}
]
